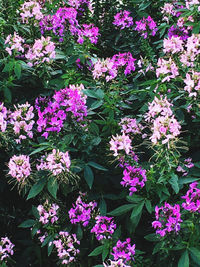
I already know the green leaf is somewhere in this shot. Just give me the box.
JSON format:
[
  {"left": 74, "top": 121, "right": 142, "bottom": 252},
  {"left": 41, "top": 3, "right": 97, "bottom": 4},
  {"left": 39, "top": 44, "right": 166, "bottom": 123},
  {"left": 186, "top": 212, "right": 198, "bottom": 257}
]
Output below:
[
  {"left": 99, "top": 199, "right": 107, "bottom": 215},
  {"left": 18, "top": 219, "right": 35, "bottom": 228},
  {"left": 84, "top": 165, "right": 94, "bottom": 189},
  {"left": 48, "top": 242, "right": 54, "bottom": 256},
  {"left": 88, "top": 161, "right": 108, "bottom": 171},
  {"left": 89, "top": 245, "right": 104, "bottom": 257},
  {"left": 169, "top": 174, "right": 179, "bottom": 194},
  {"left": 102, "top": 245, "right": 109, "bottom": 261},
  {"left": 126, "top": 195, "right": 144, "bottom": 203},
  {"left": 145, "top": 199, "right": 152, "bottom": 214},
  {"left": 27, "top": 178, "right": 46, "bottom": 200},
  {"left": 14, "top": 62, "right": 21, "bottom": 79},
  {"left": 89, "top": 100, "right": 103, "bottom": 110},
  {"left": 189, "top": 247, "right": 200, "bottom": 264},
  {"left": 108, "top": 204, "right": 135, "bottom": 216},
  {"left": 130, "top": 201, "right": 145, "bottom": 219},
  {"left": 47, "top": 177, "right": 58, "bottom": 198},
  {"left": 178, "top": 251, "right": 189, "bottom": 267},
  {"left": 144, "top": 233, "right": 159, "bottom": 242},
  {"left": 3, "top": 87, "right": 12, "bottom": 102},
  {"left": 29, "top": 146, "right": 49, "bottom": 156}
]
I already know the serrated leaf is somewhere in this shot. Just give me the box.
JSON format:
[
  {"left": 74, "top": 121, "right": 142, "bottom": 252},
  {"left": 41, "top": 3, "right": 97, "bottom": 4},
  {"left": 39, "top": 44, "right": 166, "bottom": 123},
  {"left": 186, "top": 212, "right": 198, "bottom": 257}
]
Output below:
[
  {"left": 88, "top": 161, "right": 108, "bottom": 171},
  {"left": 47, "top": 177, "right": 58, "bottom": 198},
  {"left": 89, "top": 245, "right": 104, "bottom": 257},
  {"left": 18, "top": 219, "right": 35, "bottom": 228},
  {"left": 84, "top": 165, "right": 94, "bottom": 189},
  {"left": 108, "top": 204, "right": 135, "bottom": 216},
  {"left": 27, "top": 178, "right": 46, "bottom": 200}
]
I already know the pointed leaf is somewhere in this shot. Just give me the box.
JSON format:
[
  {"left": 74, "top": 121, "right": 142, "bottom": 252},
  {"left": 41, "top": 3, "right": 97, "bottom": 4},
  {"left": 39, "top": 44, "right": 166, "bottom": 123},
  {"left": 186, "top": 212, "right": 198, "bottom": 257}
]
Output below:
[
  {"left": 178, "top": 250, "right": 189, "bottom": 267},
  {"left": 89, "top": 245, "right": 104, "bottom": 257},
  {"left": 47, "top": 177, "right": 58, "bottom": 198},
  {"left": 27, "top": 178, "right": 46, "bottom": 200},
  {"left": 84, "top": 165, "right": 94, "bottom": 189},
  {"left": 108, "top": 204, "right": 135, "bottom": 216}
]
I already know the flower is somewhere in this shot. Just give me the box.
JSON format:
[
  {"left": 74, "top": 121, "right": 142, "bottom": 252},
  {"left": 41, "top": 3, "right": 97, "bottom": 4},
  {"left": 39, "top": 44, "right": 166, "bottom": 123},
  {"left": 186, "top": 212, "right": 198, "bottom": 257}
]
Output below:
[
  {"left": 111, "top": 238, "right": 135, "bottom": 263},
  {"left": 91, "top": 216, "right": 116, "bottom": 241},
  {"left": 182, "top": 182, "right": 200, "bottom": 212},
  {"left": 37, "top": 200, "right": 59, "bottom": 225},
  {"left": 0, "top": 237, "right": 14, "bottom": 262},
  {"left": 8, "top": 155, "right": 31, "bottom": 182},
  {"left": 113, "top": 10, "right": 133, "bottom": 29}
]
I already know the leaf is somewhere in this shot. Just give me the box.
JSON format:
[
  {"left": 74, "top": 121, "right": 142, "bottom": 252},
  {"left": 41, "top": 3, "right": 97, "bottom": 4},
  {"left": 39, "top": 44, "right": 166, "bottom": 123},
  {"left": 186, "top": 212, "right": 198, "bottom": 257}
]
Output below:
[
  {"left": 99, "top": 199, "right": 107, "bottom": 215},
  {"left": 130, "top": 201, "right": 145, "bottom": 219},
  {"left": 108, "top": 204, "right": 135, "bottom": 216},
  {"left": 178, "top": 250, "right": 189, "bottom": 267},
  {"left": 3, "top": 87, "right": 12, "bottom": 102},
  {"left": 144, "top": 233, "right": 159, "bottom": 242},
  {"left": 88, "top": 245, "right": 104, "bottom": 257},
  {"left": 89, "top": 100, "right": 103, "bottom": 110},
  {"left": 29, "top": 146, "right": 49, "bottom": 156},
  {"left": 27, "top": 178, "right": 46, "bottom": 200},
  {"left": 14, "top": 62, "right": 21, "bottom": 79},
  {"left": 18, "top": 219, "right": 35, "bottom": 228},
  {"left": 126, "top": 195, "right": 144, "bottom": 203},
  {"left": 88, "top": 161, "right": 108, "bottom": 171},
  {"left": 169, "top": 174, "right": 179, "bottom": 194},
  {"left": 179, "top": 177, "right": 200, "bottom": 185},
  {"left": 145, "top": 199, "right": 152, "bottom": 214},
  {"left": 84, "top": 165, "right": 94, "bottom": 189},
  {"left": 189, "top": 247, "right": 200, "bottom": 264},
  {"left": 102, "top": 245, "right": 109, "bottom": 261},
  {"left": 48, "top": 242, "right": 54, "bottom": 256},
  {"left": 47, "top": 177, "right": 58, "bottom": 198}
]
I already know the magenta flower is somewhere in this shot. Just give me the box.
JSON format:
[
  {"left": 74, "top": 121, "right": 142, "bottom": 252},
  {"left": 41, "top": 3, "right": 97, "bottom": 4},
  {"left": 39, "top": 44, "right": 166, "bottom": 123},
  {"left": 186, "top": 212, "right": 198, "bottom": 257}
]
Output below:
[
  {"left": 91, "top": 216, "right": 116, "bottom": 241},
  {"left": 0, "top": 103, "right": 8, "bottom": 132},
  {"left": 182, "top": 182, "right": 200, "bottom": 213},
  {"left": 37, "top": 200, "right": 59, "bottom": 225},
  {"left": 111, "top": 238, "right": 135, "bottom": 263},
  {"left": 113, "top": 10, "right": 133, "bottom": 29},
  {"left": 135, "top": 16, "right": 158, "bottom": 38},
  {"left": 152, "top": 203, "right": 182, "bottom": 237},
  {"left": 69, "top": 194, "right": 97, "bottom": 227}
]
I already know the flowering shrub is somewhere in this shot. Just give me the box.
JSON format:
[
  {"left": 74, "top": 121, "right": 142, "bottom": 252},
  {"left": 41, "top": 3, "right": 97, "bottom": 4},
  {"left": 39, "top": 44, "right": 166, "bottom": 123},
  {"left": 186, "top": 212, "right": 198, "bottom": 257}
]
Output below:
[{"left": 1, "top": 0, "right": 200, "bottom": 266}]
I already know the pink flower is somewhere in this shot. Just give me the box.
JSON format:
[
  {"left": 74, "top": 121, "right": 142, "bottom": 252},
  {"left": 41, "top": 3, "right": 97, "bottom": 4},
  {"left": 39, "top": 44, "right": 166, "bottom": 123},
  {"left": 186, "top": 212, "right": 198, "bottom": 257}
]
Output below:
[{"left": 8, "top": 155, "right": 31, "bottom": 182}]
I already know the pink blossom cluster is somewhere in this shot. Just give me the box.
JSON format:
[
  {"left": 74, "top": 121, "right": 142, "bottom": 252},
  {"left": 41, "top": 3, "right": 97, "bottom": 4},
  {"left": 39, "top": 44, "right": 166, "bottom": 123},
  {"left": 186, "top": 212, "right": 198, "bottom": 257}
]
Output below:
[
  {"left": 111, "top": 238, "right": 135, "bottom": 263},
  {"left": 0, "top": 237, "right": 14, "bottom": 262},
  {"left": 8, "top": 155, "right": 31, "bottom": 182},
  {"left": 156, "top": 57, "right": 179, "bottom": 82},
  {"left": 25, "top": 36, "right": 56, "bottom": 67},
  {"left": 121, "top": 165, "right": 146, "bottom": 196},
  {"left": 68, "top": 0, "right": 93, "bottom": 14},
  {"left": 68, "top": 193, "right": 97, "bottom": 227},
  {"left": 113, "top": 10, "right": 133, "bottom": 29},
  {"left": 9, "top": 102, "right": 34, "bottom": 144},
  {"left": 163, "top": 36, "right": 184, "bottom": 54},
  {"left": 53, "top": 231, "right": 80, "bottom": 265},
  {"left": 39, "top": 7, "right": 78, "bottom": 42},
  {"left": 161, "top": 3, "right": 177, "bottom": 17},
  {"left": 168, "top": 25, "right": 189, "bottom": 41},
  {"left": 36, "top": 149, "right": 71, "bottom": 175},
  {"left": 182, "top": 182, "right": 200, "bottom": 212},
  {"left": 0, "top": 103, "right": 8, "bottom": 132},
  {"left": 177, "top": 157, "right": 194, "bottom": 176},
  {"left": 5, "top": 32, "right": 24, "bottom": 56},
  {"left": 92, "top": 52, "right": 136, "bottom": 81},
  {"left": 20, "top": 0, "right": 44, "bottom": 24},
  {"left": 180, "top": 34, "right": 200, "bottom": 67},
  {"left": 152, "top": 203, "right": 182, "bottom": 237},
  {"left": 185, "top": 0, "right": 200, "bottom": 10},
  {"left": 35, "top": 84, "right": 87, "bottom": 138},
  {"left": 135, "top": 16, "right": 158, "bottom": 39},
  {"left": 119, "top": 117, "right": 143, "bottom": 135},
  {"left": 37, "top": 201, "right": 59, "bottom": 225},
  {"left": 36, "top": 230, "right": 47, "bottom": 243},
  {"left": 145, "top": 96, "right": 181, "bottom": 145},
  {"left": 184, "top": 71, "right": 200, "bottom": 98},
  {"left": 91, "top": 216, "right": 116, "bottom": 241},
  {"left": 109, "top": 133, "right": 132, "bottom": 157}
]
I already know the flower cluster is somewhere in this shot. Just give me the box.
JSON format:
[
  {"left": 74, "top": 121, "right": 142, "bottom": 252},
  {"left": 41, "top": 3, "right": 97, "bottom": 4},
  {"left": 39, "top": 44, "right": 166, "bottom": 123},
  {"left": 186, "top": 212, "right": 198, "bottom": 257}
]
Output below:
[
  {"left": 111, "top": 238, "right": 135, "bottom": 263},
  {"left": 135, "top": 16, "right": 158, "bottom": 39},
  {"left": 37, "top": 200, "right": 59, "bottom": 225},
  {"left": 109, "top": 134, "right": 132, "bottom": 157},
  {"left": 182, "top": 182, "right": 200, "bottom": 212},
  {"left": 152, "top": 203, "right": 182, "bottom": 237},
  {"left": 40, "top": 7, "right": 78, "bottom": 41},
  {"left": 184, "top": 71, "right": 200, "bottom": 98},
  {"left": 25, "top": 36, "right": 56, "bottom": 67},
  {"left": 104, "top": 259, "right": 131, "bottom": 267},
  {"left": 35, "top": 84, "right": 87, "bottom": 138},
  {"left": 36, "top": 149, "right": 71, "bottom": 175},
  {"left": 8, "top": 155, "right": 31, "bottom": 182},
  {"left": 76, "top": 23, "right": 99, "bottom": 44},
  {"left": 92, "top": 52, "right": 136, "bottom": 81},
  {"left": 113, "top": 10, "right": 133, "bottom": 29},
  {"left": 156, "top": 57, "right": 179, "bottom": 82},
  {"left": 53, "top": 231, "right": 80, "bottom": 265},
  {"left": 163, "top": 36, "right": 184, "bottom": 54},
  {"left": 9, "top": 102, "right": 34, "bottom": 144},
  {"left": 0, "top": 237, "right": 14, "bottom": 262},
  {"left": 119, "top": 117, "right": 143, "bottom": 135},
  {"left": 168, "top": 25, "right": 189, "bottom": 41},
  {"left": 0, "top": 103, "right": 8, "bottom": 132},
  {"left": 146, "top": 96, "right": 181, "bottom": 146},
  {"left": 121, "top": 165, "right": 147, "bottom": 196},
  {"left": 68, "top": 0, "right": 93, "bottom": 14},
  {"left": 5, "top": 32, "right": 24, "bottom": 56},
  {"left": 91, "top": 216, "right": 116, "bottom": 241},
  {"left": 68, "top": 194, "right": 97, "bottom": 227},
  {"left": 20, "top": 0, "right": 43, "bottom": 24}
]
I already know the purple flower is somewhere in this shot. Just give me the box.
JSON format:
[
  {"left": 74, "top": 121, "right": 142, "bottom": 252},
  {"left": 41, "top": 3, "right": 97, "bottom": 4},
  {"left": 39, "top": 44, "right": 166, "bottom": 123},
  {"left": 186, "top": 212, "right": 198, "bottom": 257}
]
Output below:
[
  {"left": 91, "top": 216, "right": 116, "bottom": 241},
  {"left": 111, "top": 238, "right": 135, "bottom": 263},
  {"left": 182, "top": 182, "right": 200, "bottom": 213},
  {"left": 168, "top": 25, "right": 189, "bottom": 41},
  {"left": 0, "top": 237, "right": 14, "bottom": 262},
  {"left": 135, "top": 16, "right": 158, "bottom": 39},
  {"left": 37, "top": 200, "right": 59, "bottom": 225},
  {"left": 152, "top": 203, "right": 182, "bottom": 237},
  {"left": 113, "top": 10, "right": 133, "bottom": 29}
]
